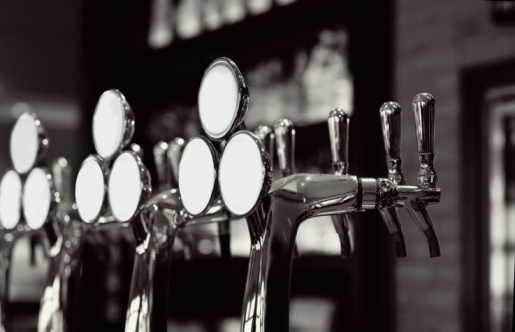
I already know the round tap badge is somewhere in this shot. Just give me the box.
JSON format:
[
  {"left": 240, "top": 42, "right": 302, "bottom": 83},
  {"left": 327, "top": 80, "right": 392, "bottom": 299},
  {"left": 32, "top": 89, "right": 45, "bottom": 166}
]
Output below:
[
  {"left": 108, "top": 151, "right": 151, "bottom": 222},
  {"left": 23, "top": 167, "right": 54, "bottom": 230},
  {"left": 76, "top": 156, "right": 108, "bottom": 223},
  {"left": 178, "top": 137, "right": 218, "bottom": 216},
  {"left": 0, "top": 170, "right": 22, "bottom": 230},
  {"left": 93, "top": 89, "right": 134, "bottom": 160},
  {"left": 218, "top": 131, "right": 271, "bottom": 217},
  {"left": 10, "top": 113, "right": 46, "bottom": 174},
  {"left": 198, "top": 57, "right": 248, "bottom": 140}
]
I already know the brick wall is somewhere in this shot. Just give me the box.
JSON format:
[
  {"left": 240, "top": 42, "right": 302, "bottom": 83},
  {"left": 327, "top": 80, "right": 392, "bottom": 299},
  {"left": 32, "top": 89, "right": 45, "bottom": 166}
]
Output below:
[{"left": 395, "top": 1, "right": 515, "bottom": 331}]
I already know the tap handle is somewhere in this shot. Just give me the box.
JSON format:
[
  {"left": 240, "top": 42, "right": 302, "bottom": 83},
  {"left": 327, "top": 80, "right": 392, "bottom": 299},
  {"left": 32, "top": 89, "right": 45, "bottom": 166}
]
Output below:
[
  {"left": 167, "top": 138, "right": 185, "bottom": 188},
  {"left": 153, "top": 141, "right": 169, "bottom": 187},
  {"left": 412, "top": 93, "right": 437, "bottom": 188},
  {"left": 380, "top": 102, "right": 404, "bottom": 185},
  {"left": 254, "top": 125, "right": 275, "bottom": 170},
  {"left": 327, "top": 109, "right": 350, "bottom": 175},
  {"left": 274, "top": 119, "right": 295, "bottom": 177},
  {"left": 51, "top": 157, "right": 73, "bottom": 206}
]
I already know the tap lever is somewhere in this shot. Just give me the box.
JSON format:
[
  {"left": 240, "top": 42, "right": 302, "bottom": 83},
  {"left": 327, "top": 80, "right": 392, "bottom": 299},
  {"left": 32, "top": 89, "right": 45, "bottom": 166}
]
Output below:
[
  {"left": 168, "top": 138, "right": 185, "bottom": 188},
  {"left": 274, "top": 119, "right": 295, "bottom": 177},
  {"left": 153, "top": 141, "right": 169, "bottom": 188},
  {"left": 379, "top": 102, "right": 405, "bottom": 185},
  {"left": 51, "top": 157, "right": 73, "bottom": 207},
  {"left": 412, "top": 93, "right": 437, "bottom": 188},
  {"left": 254, "top": 125, "right": 275, "bottom": 169},
  {"left": 328, "top": 108, "right": 350, "bottom": 175}
]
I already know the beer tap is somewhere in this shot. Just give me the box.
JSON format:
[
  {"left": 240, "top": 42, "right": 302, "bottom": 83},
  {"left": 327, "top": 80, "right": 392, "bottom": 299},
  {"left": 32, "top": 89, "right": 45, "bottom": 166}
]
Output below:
[
  {"left": 38, "top": 157, "right": 84, "bottom": 332},
  {"left": 327, "top": 109, "right": 353, "bottom": 259},
  {"left": 239, "top": 94, "right": 442, "bottom": 331},
  {"left": 378, "top": 102, "right": 407, "bottom": 257},
  {"left": 125, "top": 132, "right": 231, "bottom": 332},
  {"left": 125, "top": 57, "right": 261, "bottom": 332},
  {"left": 273, "top": 119, "right": 301, "bottom": 259},
  {"left": 0, "top": 113, "right": 64, "bottom": 332},
  {"left": 397, "top": 93, "right": 441, "bottom": 257},
  {"left": 63, "top": 90, "right": 152, "bottom": 331}
]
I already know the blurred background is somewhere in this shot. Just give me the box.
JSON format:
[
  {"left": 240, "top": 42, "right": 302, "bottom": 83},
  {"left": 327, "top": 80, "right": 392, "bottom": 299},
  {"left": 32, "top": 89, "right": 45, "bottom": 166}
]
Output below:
[{"left": 0, "top": 0, "right": 515, "bottom": 331}]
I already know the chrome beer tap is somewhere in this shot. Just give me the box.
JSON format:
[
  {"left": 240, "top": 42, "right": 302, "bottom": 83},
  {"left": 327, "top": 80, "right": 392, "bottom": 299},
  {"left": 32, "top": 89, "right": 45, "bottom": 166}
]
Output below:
[
  {"left": 378, "top": 102, "right": 407, "bottom": 257},
  {"left": 125, "top": 57, "right": 262, "bottom": 332},
  {"left": 68, "top": 89, "right": 152, "bottom": 331},
  {"left": 240, "top": 94, "right": 442, "bottom": 331},
  {"left": 327, "top": 109, "right": 353, "bottom": 259},
  {"left": 0, "top": 113, "right": 63, "bottom": 332},
  {"left": 273, "top": 119, "right": 301, "bottom": 259},
  {"left": 38, "top": 157, "right": 83, "bottom": 332},
  {"left": 391, "top": 93, "right": 441, "bottom": 257},
  {"left": 125, "top": 134, "right": 231, "bottom": 332}
]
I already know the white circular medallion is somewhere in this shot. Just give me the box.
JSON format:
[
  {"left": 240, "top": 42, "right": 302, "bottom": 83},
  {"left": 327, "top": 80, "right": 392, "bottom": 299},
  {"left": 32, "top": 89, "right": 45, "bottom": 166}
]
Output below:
[
  {"left": 10, "top": 113, "right": 40, "bottom": 174},
  {"left": 178, "top": 137, "right": 217, "bottom": 216},
  {"left": 23, "top": 167, "right": 52, "bottom": 230},
  {"left": 108, "top": 152, "right": 143, "bottom": 222},
  {"left": 76, "top": 157, "right": 106, "bottom": 223},
  {"left": 0, "top": 170, "right": 22, "bottom": 229},
  {"left": 219, "top": 131, "right": 266, "bottom": 216},
  {"left": 93, "top": 90, "right": 128, "bottom": 159},
  {"left": 198, "top": 61, "right": 240, "bottom": 140}
]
